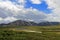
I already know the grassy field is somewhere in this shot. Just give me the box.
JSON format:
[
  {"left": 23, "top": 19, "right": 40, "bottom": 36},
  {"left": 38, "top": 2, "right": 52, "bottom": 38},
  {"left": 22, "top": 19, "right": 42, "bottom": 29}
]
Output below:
[{"left": 0, "top": 26, "right": 60, "bottom": 40}]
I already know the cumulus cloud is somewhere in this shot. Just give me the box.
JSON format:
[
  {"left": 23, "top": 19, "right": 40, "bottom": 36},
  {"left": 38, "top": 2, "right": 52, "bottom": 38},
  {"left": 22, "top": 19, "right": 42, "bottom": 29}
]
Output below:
[
  {"left": 4, "top": 17, "right": 17, "bottom": 22},
  {"left": 0, "top": 17, "right": 17, "bottom": 24},
  {"left": 0, "top": 0, "right": 27, "bottom": 17},
  {"left": 45, "top": 0, "right": 60, "bottom": 22},
  {"left": 0, "top": 0, "right": 60, "bottom": 23},
  {"left": 31, "top": 0, "right": 41, "bottom": 4},
  {"left": 0, "top": 0, "right": 48, "bottom": 23},
  {"left": 18, "top": 0, "right": 26, "bottom": 4},
  {"left": 0, "top": 18, "right": 3, "bottom": 21}
]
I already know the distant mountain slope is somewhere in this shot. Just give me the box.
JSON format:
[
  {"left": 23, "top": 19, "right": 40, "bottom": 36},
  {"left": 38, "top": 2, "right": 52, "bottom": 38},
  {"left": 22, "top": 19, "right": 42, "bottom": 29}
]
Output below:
[
  {"left": 0, "top": 20, "right": 60, "bottom": 26},
  {"left": 38, "top": 22, "right": 60, "bottom": 26},
  {"left": 8, "top": 20, "right": 38, "bottom": 26}
]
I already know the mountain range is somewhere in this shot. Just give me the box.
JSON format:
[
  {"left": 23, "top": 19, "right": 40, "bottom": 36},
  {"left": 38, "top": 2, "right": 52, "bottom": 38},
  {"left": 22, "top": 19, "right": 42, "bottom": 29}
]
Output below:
[{"left": 0, "top": 20, "right": 60, "bottom": 27}]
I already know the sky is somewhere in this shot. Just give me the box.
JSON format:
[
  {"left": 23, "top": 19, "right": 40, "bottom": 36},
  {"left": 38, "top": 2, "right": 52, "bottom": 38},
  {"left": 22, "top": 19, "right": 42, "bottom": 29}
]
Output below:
[{"left": 0, "top": 0, "right": 60, "bottom": 23}]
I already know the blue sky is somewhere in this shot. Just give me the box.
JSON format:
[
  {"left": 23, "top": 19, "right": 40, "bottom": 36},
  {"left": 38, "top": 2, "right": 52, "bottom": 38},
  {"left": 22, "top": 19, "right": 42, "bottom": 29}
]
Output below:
[
  {"left": 10, "top": 0, "right": 52, "bottom": 14},
  {"left": 25, "top": 0, "right": 52, "bottom": 13}
]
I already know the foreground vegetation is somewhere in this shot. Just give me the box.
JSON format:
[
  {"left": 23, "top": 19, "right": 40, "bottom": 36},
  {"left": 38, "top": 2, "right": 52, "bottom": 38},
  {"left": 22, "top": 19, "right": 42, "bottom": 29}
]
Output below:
[{"left": 0, "top": 26, "right": 60, "bottom": 40}]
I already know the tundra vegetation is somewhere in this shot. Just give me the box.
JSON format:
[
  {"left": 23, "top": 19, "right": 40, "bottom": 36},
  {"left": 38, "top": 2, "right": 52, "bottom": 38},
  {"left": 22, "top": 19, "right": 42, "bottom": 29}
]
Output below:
[{"left": 0, "top": 26, "right": 60, "bottom": 40}]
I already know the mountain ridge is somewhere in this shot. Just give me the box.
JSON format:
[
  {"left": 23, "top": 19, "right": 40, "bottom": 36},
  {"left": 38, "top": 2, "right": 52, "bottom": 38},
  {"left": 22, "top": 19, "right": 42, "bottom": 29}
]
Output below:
[{"left": 0, "top": 20, "right": 60, "bottom": 26}]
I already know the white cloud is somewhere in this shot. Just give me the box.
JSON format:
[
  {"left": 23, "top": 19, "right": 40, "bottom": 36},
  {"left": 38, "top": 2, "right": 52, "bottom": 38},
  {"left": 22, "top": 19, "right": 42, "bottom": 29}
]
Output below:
[
  {"left": 18, "top": 0, "right": 26, "bottom": 4},
  {"left": 43, "top": 0, "right": 60, "bottom": 22},
  {"left": 0, "top": 1, "right": 18, "bottom": 14},
  {"left": 31, "top": 0, "right": 41, "bottom": 4},
  {"left": 0, "top": 0, "right": 60, "bottom": 23},
  {"left": 0, "top": 17, "right": 18, "bottom": 24},
  {"left": 0, "top": 18, "right": 3, "bottom": 21},
  {"left": 0, "top": 0, "right": 26, "bottom": 16},
  {"left": 4, "top": 17, "right": 18, "bottom": 22},
  {"left": 0, "top": 0, "right": 48, "bottom": 23}
]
